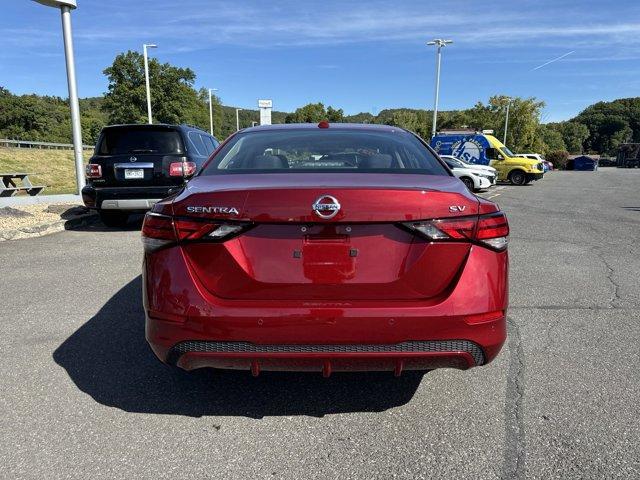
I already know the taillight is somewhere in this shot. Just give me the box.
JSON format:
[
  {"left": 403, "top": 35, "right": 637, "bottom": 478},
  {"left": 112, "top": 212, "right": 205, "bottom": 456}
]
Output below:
[
  {"left": 141, "top": 213, "right": 175, "bottom": 253},
  {"left": 141, "top": 213, "right": 251, "bottom": 253},
  {"left": 169, "top": 161, "right": 196, "bottom": 177},
  {"left": 475, "top": 212, "right": 509, "bottom": 250},
  {"left": 86, "top": 164, "right": 102, "bottom": 178},
  {"left": 401, "top": 212, "right": 509, "bottom": 251}
]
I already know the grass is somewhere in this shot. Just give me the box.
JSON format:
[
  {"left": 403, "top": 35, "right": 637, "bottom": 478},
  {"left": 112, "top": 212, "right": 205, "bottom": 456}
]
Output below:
[{"left": 0, "top": 147, "right": 85, "bottom": 194}]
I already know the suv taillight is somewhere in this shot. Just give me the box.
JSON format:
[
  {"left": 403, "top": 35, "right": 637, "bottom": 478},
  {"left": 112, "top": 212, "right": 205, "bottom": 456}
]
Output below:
[
  {"left": 401, "top": 212, "right": 509, "bottom": 251},
  {"left": 141, "top": 213, "right": 251, "bottom": 253},
  {"left": 169, "top": 162, "right": 196, "bottom": 177},
  {"left": 86, "top": 164, "right": 102, "bottom": 178}
]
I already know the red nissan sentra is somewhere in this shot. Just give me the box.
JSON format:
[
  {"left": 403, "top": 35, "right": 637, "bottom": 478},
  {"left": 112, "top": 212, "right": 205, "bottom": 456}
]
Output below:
[{"left": 142, "top": 123, "right": 509, "bottom": 376}]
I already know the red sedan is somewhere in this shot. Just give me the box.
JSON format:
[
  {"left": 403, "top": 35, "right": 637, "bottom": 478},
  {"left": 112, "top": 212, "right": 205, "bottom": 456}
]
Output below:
[{"left": 142, "top": 123, "right": 509, "bottom": 377}]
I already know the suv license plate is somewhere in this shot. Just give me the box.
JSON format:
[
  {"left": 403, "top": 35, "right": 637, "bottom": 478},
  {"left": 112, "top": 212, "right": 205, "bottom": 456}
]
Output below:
[{"left": 124, "top": 169, "right": 144, "bottom": 179}]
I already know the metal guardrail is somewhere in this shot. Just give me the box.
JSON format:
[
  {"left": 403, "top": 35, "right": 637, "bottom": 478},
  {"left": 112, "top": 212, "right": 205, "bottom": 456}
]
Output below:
[{"left": 0, "top": 139, "right": 94, "bottom": 150}]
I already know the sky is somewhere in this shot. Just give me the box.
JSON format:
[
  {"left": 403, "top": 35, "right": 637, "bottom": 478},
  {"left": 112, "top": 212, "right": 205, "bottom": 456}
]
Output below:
[{"left": 2, "top": 0, "right": 640, "bottom": 122}]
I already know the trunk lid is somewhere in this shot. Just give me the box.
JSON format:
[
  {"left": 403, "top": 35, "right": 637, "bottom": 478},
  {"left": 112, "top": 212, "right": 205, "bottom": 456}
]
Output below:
[{"left": 173, "top": 173, "right": 479, "bottom": 301}]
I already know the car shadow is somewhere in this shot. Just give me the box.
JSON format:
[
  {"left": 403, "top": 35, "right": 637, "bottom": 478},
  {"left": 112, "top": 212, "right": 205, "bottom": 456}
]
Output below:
[
  {"left": 65, "top": 214, "right": 144, "bottom": 233},
  {"left": 53, "top": 276, "right": 425, "bottom": 418}
]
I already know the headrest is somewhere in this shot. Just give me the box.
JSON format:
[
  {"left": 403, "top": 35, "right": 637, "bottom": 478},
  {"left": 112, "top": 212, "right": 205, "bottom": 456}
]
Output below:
[
  {"left": 245, "top": 154, "right": 289, "bottom": 169},
  {"left": 360, "top": 154, "right": 395, "bottom": 169}
]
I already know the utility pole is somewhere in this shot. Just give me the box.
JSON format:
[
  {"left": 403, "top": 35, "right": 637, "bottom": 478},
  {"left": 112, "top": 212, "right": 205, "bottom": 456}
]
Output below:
[
  {"left": 235, "top": 108, "right": 243, "bottom": 131},
  {"left": 427, "top": 39, "right": 453, "bottom": 138},
  {"left": 208, "top": 88, "right": 218, "bottom": 135},
  {"left": 503, "top": 98, "right": 512, "bottom": 145},
  {"left": 143, "top": 43, "right": 157, "bottom": 124}
]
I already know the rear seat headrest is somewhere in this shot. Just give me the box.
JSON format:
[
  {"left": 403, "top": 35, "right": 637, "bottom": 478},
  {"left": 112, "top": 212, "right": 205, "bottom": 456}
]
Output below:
[
  {"left": 245, "top": 154, "right": 289, "bottom": 169},
  {"left": 359, "top": 154, "right": 396, "bottom": 169}
]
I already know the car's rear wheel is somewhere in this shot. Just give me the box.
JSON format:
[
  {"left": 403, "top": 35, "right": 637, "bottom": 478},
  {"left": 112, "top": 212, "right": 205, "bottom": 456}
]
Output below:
[
  {"left": 99, "top": 210, "right": 129, "bottom": 227},
  {"left": 509, "top": 170, "right": 526, "bottom": 186},
  {"left": 460, "top": 177, "right": 475, "bottom": 191}
]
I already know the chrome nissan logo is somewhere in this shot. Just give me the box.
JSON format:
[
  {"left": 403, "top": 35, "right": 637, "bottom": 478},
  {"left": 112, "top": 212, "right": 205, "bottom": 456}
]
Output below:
[
  {"left": 129, "top": 156, "right": 137, "bottom": 162},
  {"left": 312, "top": 195, "right": 341, "bottom": 219}
]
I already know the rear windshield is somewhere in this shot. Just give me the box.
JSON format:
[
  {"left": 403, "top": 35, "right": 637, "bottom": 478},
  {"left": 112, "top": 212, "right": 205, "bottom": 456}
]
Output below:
[
  {"left": 97, "top": 127, "right": 184, "bottom": 155},
  {"left": 200, "top": 129, "right": 448, "bottom": 175}
]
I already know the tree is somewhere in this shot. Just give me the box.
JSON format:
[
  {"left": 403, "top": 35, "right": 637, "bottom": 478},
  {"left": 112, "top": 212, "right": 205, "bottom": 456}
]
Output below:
[
  {"left": 546, "top": 150, "right": 570, "bottom": 170},
  {"left": 572, "top": 98, "right": 640, "bottom": 154},
  {"left": 546, "top": 121, "right": 588, "bottom": 154},
  {"left": 344, "top": 112, "right": 374, "bottom": 123},
  {"left": 102, "top": 51, "right": 217, "bottom": 130},
  {"left": 536, "top": 124, "right": 566, "bottom": 153},
  {"left": 285, "top": 102, "right": 344, "bottom": 123},
  {"left": 326, "top": 106, "right": 344, "bottom": 122},
  {"left": 286, "top": 102, "right": 326, "bottom": 123},
  {"left": 388, "top": 110, "right": 419, "bottom": 132}
]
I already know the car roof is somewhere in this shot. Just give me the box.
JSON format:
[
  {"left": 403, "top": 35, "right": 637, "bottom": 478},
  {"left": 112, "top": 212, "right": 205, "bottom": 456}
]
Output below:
[
  {"left": 101, "top": 123, "right": 212, "bottom": 135},
  {"left": 240, "top": 123, "right": 406, "bottom": 134}
]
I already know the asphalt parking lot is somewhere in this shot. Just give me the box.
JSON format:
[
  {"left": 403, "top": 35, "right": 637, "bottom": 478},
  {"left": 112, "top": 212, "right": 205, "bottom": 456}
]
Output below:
[{"left": 1, "top": 168, "right": 639, "bottom": 479}]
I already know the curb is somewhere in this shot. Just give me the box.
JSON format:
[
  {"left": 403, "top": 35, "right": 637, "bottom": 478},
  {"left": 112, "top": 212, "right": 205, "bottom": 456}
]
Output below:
[{"left": 0, "top": 212, "right": 99, "bottom": 241}]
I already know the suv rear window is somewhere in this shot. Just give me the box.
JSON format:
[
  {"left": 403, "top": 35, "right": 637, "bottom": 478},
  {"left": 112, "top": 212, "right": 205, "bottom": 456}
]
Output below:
[
  {"left": 201, "top": 129, "right": 447, "bottom": 175},
  {"left": 97, "top": 127, "right": 184, "bottom": 155}
]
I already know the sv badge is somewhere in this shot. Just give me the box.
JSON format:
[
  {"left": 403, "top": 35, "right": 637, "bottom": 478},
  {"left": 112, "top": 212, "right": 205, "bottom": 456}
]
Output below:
[{"left": 449, "top": 205, "right": 467, "bottom": 212}]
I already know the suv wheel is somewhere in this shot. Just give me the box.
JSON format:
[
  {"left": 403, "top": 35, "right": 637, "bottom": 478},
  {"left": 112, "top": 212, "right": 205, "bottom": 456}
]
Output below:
[
  {"left": 509, "top": 170, "right": 526, "bottom": 186},
  {"left": 99, "top": 210, "right": 129, "bottom": 227}
]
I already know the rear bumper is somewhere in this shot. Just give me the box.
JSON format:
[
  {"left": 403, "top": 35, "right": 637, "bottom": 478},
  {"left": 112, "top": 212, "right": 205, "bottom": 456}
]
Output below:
[
  {"left": 143, "top": 244, "right": 509, "bottom": 375},
  {"left": 166, "top": 340, "right": 484, "bottom": 375},
  {"left": 82, "top": 185, "right": 176, "bottom": 210}
]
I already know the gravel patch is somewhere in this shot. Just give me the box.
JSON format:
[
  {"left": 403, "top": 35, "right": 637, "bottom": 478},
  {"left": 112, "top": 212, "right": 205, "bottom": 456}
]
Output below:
[{"left": 0, "top": 203, "right": 95, "bottom": 241}]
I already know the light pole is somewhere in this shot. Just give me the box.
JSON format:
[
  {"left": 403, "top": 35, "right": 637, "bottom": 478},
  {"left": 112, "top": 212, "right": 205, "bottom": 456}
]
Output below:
[
  {"left": 235, "top": 108, "right": 243, "bottom": 131},
  {"left": 503, "top": 97, "right": 512, "bottom": 145},
  {"left": 33, "top": 0, "right": 85, "bottom": 193},
  {"left": 427, "top": 39, "right": 453, "bottom": 138},
  {"left": 143, "top": 43, "right": 157, "bottom": 124},
  {"left": 208, "top": 88, "right": 218, "bottom": 135}
]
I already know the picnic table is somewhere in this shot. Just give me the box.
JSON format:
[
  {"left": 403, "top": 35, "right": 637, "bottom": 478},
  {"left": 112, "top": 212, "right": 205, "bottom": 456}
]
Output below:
[{"left": 0, "top": 173, "right": 46, "bottom": 197}]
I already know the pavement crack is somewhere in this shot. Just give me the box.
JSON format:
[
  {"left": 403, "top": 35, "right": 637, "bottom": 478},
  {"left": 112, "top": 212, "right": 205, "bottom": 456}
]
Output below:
[
  {"left": 502, "top": 316, "right": 526, "bottom": 480},
  {"left": 591, "top": 246, "right": 622, "bottom": 309},
  {"left": 509, "top": 305, "right": 632, "bottom": 311}
]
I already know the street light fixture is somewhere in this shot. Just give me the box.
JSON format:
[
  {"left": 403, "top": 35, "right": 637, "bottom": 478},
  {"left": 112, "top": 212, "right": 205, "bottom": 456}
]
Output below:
[
  {"left": 427, "top": 38, "right": 453, "bottom": 138},
  {"left": 143, "top": 43, "right": 157, "bottom": 124},
  {"left": 235, "top": 108, "right": 243, "bottom": 131},
  {"left": 32, "top": 0, "right": 85, "bottom": 193},
  {"left": 208, "top": 88, "right": 218, "bottom": 135},
  {"left": 503, "top": 97, "right": 512, "bottom": 145}
]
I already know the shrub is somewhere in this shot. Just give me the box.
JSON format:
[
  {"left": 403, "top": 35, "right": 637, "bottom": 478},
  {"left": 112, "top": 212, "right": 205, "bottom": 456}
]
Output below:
[{"left": 546, "top": 150, "right": 570, "bottom": 170}]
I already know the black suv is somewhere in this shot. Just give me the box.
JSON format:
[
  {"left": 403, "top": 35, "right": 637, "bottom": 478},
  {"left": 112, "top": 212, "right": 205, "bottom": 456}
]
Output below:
[{"left": 82, "top": 124, "right": 219, "bottom": 226}]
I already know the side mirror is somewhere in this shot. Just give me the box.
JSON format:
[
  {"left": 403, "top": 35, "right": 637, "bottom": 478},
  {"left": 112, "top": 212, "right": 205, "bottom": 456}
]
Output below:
[{"left": 497, "top": 154, "right": 504, "bottom": 160}]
